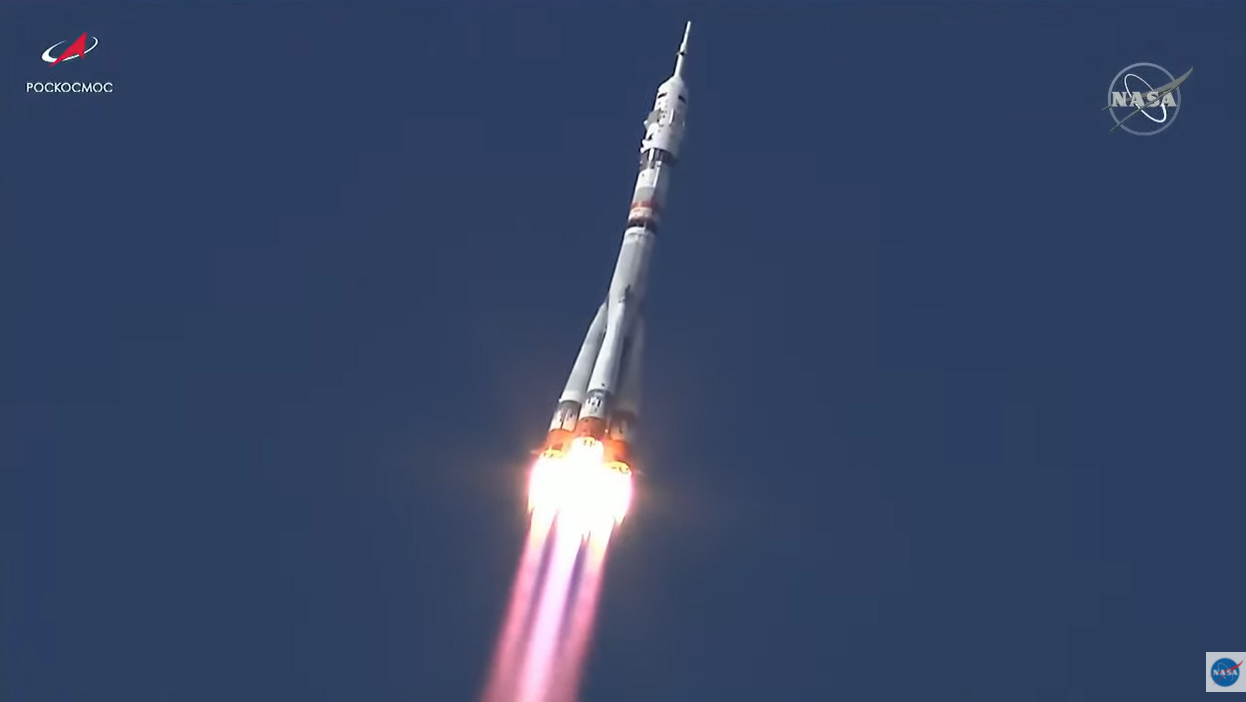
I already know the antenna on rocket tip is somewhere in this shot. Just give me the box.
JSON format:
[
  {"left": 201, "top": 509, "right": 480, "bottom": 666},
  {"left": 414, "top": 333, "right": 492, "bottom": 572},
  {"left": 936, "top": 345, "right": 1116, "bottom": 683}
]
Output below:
[{"left": 674, "top": 21, "right": 691, "bottom": 77}]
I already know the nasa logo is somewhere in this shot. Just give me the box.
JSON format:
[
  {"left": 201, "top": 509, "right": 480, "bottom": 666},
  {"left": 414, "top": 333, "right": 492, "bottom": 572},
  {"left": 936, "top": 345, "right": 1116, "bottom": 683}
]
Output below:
[
  {"left": 1103, "top": 62, "right": 1192, "bottom": 136},
  {"left": 42, "top": 33, "right": 99, "bottom": 65},
  {"left": 1212, "top": 658, "right": 1244, "bottom": 689}
]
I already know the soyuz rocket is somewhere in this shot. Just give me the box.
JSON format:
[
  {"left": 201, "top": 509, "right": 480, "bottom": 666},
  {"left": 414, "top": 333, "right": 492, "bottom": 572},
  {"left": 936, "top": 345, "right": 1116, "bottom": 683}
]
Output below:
[{"left": 539, "top": 22, "right": 693, "bottom": 471}]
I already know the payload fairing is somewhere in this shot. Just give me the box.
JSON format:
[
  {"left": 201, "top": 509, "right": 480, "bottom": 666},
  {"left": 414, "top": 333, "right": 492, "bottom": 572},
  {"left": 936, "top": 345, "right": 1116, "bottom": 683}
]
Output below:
[{"left": 540, "top": 22, "right": 693, "bottom": 472}]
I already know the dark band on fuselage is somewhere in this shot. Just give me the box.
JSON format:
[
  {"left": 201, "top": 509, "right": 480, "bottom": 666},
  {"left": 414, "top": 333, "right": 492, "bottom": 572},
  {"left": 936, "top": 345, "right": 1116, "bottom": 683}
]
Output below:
[
  {"left": 626, "top": 214, "right": 660, "bottom": 233},
  {"left": 639, "top": 148, "right": 677, "bottom": 168}
]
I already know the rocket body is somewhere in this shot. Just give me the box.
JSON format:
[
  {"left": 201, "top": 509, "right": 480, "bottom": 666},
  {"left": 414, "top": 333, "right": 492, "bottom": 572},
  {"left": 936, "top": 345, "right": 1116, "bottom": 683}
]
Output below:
[{"left": 543, "top": 23, "right": 692, "bottom": 468}]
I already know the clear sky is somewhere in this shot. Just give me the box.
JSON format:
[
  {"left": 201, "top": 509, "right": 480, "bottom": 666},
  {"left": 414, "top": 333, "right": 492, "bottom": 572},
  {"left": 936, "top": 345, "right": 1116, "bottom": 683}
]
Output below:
[{"left": 3, "top": 2, "right": 1244, "bottom": 701}]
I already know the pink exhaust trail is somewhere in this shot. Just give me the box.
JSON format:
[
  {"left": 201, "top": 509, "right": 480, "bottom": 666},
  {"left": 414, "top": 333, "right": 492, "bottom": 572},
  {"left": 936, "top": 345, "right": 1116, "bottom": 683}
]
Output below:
[
  {"left": 481, "top": 512, "right": 620, "bottom": 702},
  {"left": 547, "top": 529, "right": 611, "bottom": 702},
  {"left": 480, "top": 516, "right": 554, "bottom": 702},
  {"left": 513, "top": 525, "right": 584, "bottom": 702}
]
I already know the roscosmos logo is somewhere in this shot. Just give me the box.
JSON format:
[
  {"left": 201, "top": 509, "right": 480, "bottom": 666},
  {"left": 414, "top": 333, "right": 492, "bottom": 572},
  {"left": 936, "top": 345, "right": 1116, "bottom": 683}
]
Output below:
[
  {"left": 42, "top": 33, "right": 99, "bottom": 65},
  {"left": 27, "top": 32, "right": 114, "bottom": 94}
]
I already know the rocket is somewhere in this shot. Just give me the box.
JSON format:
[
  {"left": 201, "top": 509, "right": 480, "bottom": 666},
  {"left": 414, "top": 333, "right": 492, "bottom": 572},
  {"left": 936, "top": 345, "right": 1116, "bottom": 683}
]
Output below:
[{"left": 540, "top": 22, "right": 693, "bottom": 471}]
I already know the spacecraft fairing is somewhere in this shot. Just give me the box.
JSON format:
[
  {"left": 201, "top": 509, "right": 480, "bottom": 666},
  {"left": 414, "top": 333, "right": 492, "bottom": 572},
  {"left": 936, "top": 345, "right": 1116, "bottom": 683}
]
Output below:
[{"left": 542, "top": 22, "right": 692, "bottom": 471}]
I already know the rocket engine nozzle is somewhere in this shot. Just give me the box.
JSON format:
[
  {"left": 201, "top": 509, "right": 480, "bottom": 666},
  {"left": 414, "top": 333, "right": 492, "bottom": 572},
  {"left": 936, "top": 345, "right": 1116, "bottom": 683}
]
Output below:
[
  {"left": 539, "top": 428, "right": 574, "bottom": 456},
  {"left": 538, "top": 431, "right": 634, "bottom": 481},
  {"left": 528, "top": 436, "right": 634, "bottom": 532},
  {"left": 602, "top": 437, "right": 632, "bottom": 468},
  {"left": 573, "top": 416, "right": 607, "bottom": 441}
]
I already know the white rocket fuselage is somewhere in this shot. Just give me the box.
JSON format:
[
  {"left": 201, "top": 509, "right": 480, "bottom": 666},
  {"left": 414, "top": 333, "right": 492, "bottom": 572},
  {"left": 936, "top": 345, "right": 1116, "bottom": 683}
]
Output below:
[{"left": 543, "top": 23, "right": 692, "bottom": 467}]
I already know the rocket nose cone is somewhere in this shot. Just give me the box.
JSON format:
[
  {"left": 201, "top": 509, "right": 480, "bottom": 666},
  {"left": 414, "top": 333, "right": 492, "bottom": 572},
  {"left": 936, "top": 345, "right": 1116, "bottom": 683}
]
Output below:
[{"left": 674, "top": 22, "right": 691, "bottom": 77}]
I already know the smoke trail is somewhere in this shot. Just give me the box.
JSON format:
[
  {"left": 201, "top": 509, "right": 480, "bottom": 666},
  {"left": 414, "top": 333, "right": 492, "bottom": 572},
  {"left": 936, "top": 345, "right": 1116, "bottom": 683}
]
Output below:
[
  {"left": 513, "top": 524, "right": 583, "bottom": 702},
  {"left": 480, "top": 513, "right": 554, "bottom": 702},
  {"left": 548, "top": 528, "right": 611, "bottom": 702}
]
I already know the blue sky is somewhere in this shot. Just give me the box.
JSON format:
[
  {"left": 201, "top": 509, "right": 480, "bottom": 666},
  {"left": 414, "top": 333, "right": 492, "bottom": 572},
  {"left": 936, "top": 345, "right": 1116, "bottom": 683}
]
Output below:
[{"left": 3, "top": 3, "right": 1244, "bottom": 701}]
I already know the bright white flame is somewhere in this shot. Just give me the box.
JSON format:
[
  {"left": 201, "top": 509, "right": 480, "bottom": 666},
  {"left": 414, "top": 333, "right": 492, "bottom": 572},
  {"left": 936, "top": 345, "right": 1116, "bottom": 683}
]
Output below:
[
  {"left": 527, "top": 438, "right": 633, "bottom": 538},
  {"left": 485, "top": 440, "right": 628, "bottom": 702}
]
